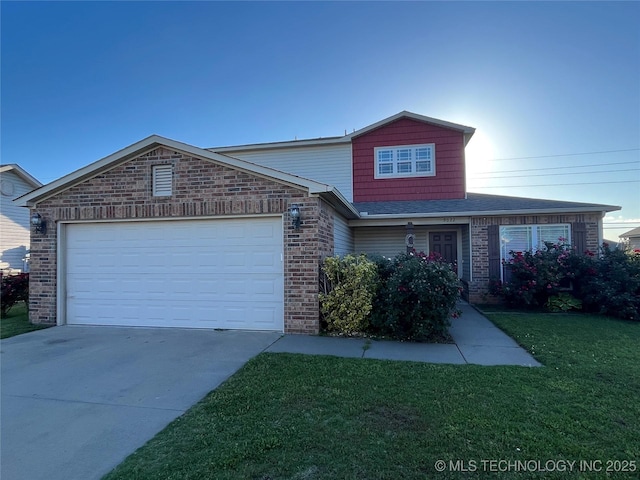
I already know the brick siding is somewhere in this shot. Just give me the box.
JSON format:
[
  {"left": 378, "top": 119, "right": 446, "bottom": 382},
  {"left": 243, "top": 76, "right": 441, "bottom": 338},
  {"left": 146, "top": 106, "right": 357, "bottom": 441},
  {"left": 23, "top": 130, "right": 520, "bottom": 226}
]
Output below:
[
  {"left": 29, "top": 147, "right": 334, "bottom": 333},
  {"left": 467, "top": 213, "right": 602, "bottom": 303}
]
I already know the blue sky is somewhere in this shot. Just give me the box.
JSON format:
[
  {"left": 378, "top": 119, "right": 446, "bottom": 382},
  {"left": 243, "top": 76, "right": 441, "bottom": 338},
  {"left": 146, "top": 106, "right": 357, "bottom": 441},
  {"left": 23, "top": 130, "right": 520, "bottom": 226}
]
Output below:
[{"left": 2, "top": 1, "right": 639, "bottom": 241}]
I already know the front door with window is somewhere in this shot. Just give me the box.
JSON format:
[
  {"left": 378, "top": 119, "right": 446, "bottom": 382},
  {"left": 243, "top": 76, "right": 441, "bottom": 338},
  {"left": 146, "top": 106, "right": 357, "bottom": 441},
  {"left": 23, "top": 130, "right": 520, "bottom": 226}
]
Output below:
[{"left": 429, "top": 232, "right": 457, "bottom": 269}]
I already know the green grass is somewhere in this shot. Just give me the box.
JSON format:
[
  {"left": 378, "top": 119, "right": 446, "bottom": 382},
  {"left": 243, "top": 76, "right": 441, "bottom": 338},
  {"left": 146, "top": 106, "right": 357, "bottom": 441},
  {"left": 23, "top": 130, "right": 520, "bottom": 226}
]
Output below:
[
  {"left": 0, "top": 303, "right": 51, "bottom": 339},
  {"left": 104, "top": 313, "right": 640, "bottom": 480}
]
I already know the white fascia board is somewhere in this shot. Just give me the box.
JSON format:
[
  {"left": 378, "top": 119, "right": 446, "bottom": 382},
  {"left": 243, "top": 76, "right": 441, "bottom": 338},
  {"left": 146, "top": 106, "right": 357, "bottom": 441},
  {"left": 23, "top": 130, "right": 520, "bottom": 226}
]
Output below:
[
  {"left": 0, "top": 164, "right": 43, "bottom": 188},
  {"left": 209, "top": 136, "right": 349, "bottom": 153},
  {"left": 349, "top": 206, "right": 622, "bottom": 226},
  {"left": 350, "top": 217, "right": 471, "bottom": 227},
  {"left": 315, "top": 186, "right": 360, "bottom": 219},
  {"left": 619, "top": 226, "right": 640, "bottom": 239},
  {"left": 347, "top": 111, "right": 476, "bottom": 140},
  {"left": 16, "top": 135, "right": 346, "bottom": 210},
  {"left": 16, "top": 136, "right": 166, "bottom": 207},
  {"left": 208, "top": 111, "right": 477, "bottom": 153}
]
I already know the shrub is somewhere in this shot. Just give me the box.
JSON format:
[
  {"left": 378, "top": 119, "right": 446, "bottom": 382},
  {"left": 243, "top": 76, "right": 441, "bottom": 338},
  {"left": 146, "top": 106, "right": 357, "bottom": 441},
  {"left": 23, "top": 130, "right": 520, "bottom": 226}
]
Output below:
[
  {"left": 546, "top": 293, "right": 582, "bottom": 312},
  {"left": 1, "top": 273, "right": 29, "bottom": 317},
  {"left": 492, "top": 241, "right": 570, "bottom": 309},
  {"left": 574, "top": 244, "right": 640, "bottom": 321},
  {"left": 367, "top": 254, "right": 396, "bottom": 325},
  {"left": 493, "top": 241, "right": 640, "bottom": 320},
  {"left": 319, "top": 254, "right": 377, "bottom": 334},
  {"left": 370, "top": 252, "right": 461, "bottom": 341}
]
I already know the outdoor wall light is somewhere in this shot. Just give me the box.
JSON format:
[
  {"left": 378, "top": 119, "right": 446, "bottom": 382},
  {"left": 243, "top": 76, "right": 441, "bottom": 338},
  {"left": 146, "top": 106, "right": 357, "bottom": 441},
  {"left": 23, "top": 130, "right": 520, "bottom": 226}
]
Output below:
[
  {"left": 290, "top": 204, "right": 301, "bottom": 229},
  {"left": 30, "top": 212, "right": 47, "bottom": 235}
]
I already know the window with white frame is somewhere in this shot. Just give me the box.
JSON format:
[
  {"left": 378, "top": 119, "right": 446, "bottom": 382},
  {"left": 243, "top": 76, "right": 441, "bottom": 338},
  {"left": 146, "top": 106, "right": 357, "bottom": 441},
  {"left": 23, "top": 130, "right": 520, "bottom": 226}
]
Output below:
[
  {"left": 374, "top": 143, "right": 435, "bottom": 179},
  {"left": 499, "top": 224, "right": 571, "bottom": 269},
  {"left": 152, "top": 164, "right": 173, "bottom": 196}
]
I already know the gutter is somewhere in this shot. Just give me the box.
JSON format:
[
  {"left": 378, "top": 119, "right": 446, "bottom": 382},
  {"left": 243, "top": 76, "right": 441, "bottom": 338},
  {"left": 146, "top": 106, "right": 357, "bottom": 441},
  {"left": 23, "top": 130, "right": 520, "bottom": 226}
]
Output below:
[{"left": 349, "top": 206, "right": 622, "bottom": 226}]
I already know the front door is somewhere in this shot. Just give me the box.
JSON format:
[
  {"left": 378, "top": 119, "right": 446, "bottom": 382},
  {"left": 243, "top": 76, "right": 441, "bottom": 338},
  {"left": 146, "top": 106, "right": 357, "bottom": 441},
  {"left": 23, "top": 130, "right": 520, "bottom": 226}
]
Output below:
[{"left": 429, "top": 232, "right": 458, "bottom": 269}]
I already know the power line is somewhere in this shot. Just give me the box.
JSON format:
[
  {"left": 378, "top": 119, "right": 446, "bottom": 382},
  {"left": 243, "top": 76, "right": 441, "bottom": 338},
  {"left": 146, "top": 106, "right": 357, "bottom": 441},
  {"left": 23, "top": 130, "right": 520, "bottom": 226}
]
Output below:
[
  {"left": 473, "top": 168, "right": 639, "bottom": 180},
  {"left": 488, "top": 148, "right": 640, "bottom": 162},
  {"left": 469, "top": 180, "right": 639, "bottom": 188},
  {"left": 473, "top": 160, "right": 639, "bottom": 175}
]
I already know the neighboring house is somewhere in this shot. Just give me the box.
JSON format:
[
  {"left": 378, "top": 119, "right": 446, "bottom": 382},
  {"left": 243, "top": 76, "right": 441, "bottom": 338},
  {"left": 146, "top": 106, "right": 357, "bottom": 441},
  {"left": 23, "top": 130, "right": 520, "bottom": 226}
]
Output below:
[
  {"left": 620, "top": 227, "right": 640, "bottom": 250},
  {"left": 17, "top": 111, "right": 620, "bottom": 333},
  {"left": 0, "top": 164, "right": 42, "bottom": 272}
]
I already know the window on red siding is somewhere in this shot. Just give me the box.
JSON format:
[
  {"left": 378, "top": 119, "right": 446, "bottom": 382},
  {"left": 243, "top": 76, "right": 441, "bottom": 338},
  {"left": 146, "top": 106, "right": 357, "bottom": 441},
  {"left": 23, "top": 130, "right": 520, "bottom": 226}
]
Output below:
[{"left": 374, "top": 143, "right": 435, "bottom": 179}]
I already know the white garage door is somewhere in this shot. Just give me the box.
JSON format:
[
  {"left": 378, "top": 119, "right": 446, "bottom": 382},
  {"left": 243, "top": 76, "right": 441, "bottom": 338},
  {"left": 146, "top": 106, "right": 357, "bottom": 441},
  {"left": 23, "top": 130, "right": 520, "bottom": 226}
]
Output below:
[{"left": 64, "top": 217, "right": 284, "bottom": 331}]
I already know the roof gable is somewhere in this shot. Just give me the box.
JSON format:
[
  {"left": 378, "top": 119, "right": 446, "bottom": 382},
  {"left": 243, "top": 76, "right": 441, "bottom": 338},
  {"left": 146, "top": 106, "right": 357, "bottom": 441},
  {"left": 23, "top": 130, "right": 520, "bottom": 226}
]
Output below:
[
  {"left": 16, "top": 135, "right": 359, "bottom": 219},
  {"left": 209, "top": 111, "right": 476, "bottom": 153},
  {"left": 0, "top": 164, "right": 42, "bottom": 188},
  {"left": 16, "top": 135, "right": 350, "bottom": 208},
  {"left": 620, "top": 226, "right": 640, "bottom": 239},
  {"left": 348, "top": 111, "right": 475, "bottom": 146}
]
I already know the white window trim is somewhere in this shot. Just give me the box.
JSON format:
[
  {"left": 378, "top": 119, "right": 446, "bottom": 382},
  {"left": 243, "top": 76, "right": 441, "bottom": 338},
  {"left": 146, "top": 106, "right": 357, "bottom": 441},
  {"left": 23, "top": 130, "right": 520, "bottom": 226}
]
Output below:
[
  {"left": 152, "top": 164, "right": 173, "bottom": 197},
  {"left": 374, "top": 143, "right": 436, "bottom": 179},
  {"left": 499, "top": 224, "right": 571, "bottom": 280}
]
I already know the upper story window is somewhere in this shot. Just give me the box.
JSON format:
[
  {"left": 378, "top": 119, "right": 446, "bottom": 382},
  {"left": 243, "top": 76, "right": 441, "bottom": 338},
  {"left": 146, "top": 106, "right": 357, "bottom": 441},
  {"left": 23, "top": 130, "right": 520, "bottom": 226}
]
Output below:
[
  {"left": 152, "top": 164, "right": 173, "bottom": 196},
  {"left": 374, "top": 143, "right": 435, "bottom": 179}
]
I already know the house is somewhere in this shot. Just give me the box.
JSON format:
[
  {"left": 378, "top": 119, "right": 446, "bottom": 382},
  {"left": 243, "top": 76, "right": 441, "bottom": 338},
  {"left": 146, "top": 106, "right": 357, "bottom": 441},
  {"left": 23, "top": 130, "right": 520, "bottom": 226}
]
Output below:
[
  {"left": 17, "top": 111, "right": 620, "bottom": 333},
  {"left": 0, "top": 164, "right": 42, "bottom": 273},
  {"left": 620, "top": 227, "right": 640, "bottom": 250}
]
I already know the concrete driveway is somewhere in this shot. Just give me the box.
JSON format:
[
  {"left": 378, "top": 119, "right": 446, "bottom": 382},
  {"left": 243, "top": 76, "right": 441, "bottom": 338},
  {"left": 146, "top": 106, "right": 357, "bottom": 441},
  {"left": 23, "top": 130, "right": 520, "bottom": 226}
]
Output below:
[{"left": 1, "top": 325, "right": 281, "bottom": 480}]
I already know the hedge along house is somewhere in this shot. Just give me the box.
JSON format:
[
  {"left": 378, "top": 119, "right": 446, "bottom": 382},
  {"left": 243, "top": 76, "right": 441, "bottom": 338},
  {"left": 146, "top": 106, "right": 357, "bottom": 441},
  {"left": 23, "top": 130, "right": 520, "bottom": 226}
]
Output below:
[{"left": 18, "top": 112, "right": 620, "bottom": 334}]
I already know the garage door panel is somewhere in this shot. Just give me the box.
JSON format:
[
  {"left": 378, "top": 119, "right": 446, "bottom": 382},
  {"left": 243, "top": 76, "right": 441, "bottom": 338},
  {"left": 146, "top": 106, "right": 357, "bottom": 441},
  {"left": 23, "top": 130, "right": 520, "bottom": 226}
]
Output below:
[
  {"left": 70, "top": 299, "right": 282, "bottom": 329},
  {"left": 69, "top": 274, "right": 282, "bottom": 300},
  {"left": 254, "top": 279, "right": 277, "bottom": 295},
  {"left": 252, "top": 251, "right": 277, "bottom": 267},
  {"left": 253, "top": 222, "right": 277, "bottom": 238},
  {"left": 67, "top": 252, "right": 103, "bottom": 273},
  {"left": 65, "top": 218, "right": 284, "bottom": 331},
  {"left": 224, "top": 252, "right": 246, "bottom": 267},
  {"left": 226, "top": 223, "right": 247, "bottom": 237}
]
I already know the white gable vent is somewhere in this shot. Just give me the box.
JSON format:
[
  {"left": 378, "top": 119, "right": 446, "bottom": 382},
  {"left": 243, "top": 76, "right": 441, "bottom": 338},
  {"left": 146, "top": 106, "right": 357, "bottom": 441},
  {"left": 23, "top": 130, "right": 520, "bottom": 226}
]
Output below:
[{"left": 152, "top": 164, "right": 173, "bottom": 197}]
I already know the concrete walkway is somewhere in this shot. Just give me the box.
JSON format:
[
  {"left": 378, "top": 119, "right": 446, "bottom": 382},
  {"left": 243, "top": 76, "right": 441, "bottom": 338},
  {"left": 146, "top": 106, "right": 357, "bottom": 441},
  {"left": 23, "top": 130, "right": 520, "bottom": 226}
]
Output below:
[{"left": 267, "top": 303, "right": 541, "bottom": 367}]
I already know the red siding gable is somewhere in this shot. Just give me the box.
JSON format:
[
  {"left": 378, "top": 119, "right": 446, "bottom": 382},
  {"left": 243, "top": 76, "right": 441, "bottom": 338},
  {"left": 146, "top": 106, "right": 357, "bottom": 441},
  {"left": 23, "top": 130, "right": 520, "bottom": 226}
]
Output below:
[{"left": 352, "top": 118, "right": 466, "bottom": 202}]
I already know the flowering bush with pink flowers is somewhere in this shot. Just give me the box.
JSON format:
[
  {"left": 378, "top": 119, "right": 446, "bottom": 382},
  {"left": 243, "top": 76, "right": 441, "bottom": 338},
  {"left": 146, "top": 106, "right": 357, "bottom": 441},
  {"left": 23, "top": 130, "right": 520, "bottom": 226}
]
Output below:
[
  {"left": 489, "top": 241, "right": 572, "bottom": 309},
  {"left": 490, "top": 241, "right": 640, "bottom": 320},
  {"left": 572, "top": 243, "right": 640, "bottom": 320}
]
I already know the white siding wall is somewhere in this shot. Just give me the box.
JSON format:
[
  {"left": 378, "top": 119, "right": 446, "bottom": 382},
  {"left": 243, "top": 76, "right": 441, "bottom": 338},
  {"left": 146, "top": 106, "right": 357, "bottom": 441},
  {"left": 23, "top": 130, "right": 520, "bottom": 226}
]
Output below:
[
  {"left": 334, "top": 213, "right": 354, "bottom": 256},
  {"left": 355, "top": 226, "right": 465, "bottom": 280},
  {"left": 0, "top": 172, "right": 33, "bottom": 271},
  {"left": 221, "top": 144, "right": 354, "bottom": 201},
  {"left": 354, "top": 226, "right": 430, "bottom": 257}
]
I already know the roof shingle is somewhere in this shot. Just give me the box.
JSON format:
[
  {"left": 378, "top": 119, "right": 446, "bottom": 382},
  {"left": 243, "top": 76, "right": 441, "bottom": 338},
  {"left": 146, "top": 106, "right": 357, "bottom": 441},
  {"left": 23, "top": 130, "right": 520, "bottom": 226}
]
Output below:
[{"left": 352, "top": 193, "right": 619, "bottom": 216}]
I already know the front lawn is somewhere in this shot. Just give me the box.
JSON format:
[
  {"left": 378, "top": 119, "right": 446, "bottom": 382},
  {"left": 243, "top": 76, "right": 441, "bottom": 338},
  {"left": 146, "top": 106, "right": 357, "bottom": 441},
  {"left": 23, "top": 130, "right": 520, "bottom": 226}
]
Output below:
[
  {"left": 0, "top": 303, "right": 50, "bottom": 339},
  {"left": 104, "top": 313, "right": 639, "bottom": 479}
]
